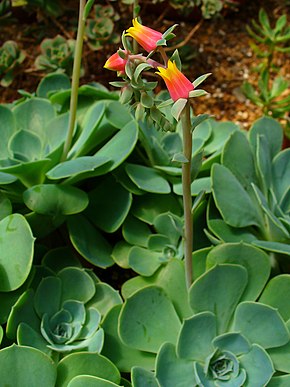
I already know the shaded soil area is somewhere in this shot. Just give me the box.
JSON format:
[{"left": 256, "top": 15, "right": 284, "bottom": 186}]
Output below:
[{"left": 0, "top": 0, "right": 289, "bottom": 131}]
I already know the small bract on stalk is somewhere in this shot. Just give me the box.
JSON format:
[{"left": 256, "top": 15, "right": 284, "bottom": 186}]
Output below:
[{"left": 104, "top": 17, "right": 211, "bottom": 287}]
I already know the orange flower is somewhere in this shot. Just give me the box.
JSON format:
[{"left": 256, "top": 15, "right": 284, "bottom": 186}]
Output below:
[
  {"left": 156, "top": 60, "right": 194, "bottom": 101},
  {"left": 126, "top": 18, "right": 163, "bottom": 53},
  {"left": 104, "top": 50, "right": 127, "bottom": 73}
]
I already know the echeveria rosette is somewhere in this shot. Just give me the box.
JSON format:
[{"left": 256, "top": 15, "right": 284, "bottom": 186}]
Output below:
[
  {"left": 6, "top": 267, "right": 107, "bottom": 358},
  {"left": 118, "top": 246, "right": 290, "bottom": 385}
]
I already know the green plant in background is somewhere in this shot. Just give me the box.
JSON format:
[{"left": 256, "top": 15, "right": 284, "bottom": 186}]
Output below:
[
  {"left": 34, "top": 35, "right": 77, "bottom": 77},
  {"left": 11, "top": 0, "right": 63, "bottom": 17},
  {"left": 242, "top": 8, "right": 290, "bottom": 138},
  {"left": 85, "top": 4, "right": 120, "bottom": 51},
  {"left": 0, "top": 0, "right": 11, "bottom": 19},
  {"left": 207, "top": 116, "right": 290, "bottom": 270},
  {"left": 0, "top": 40, "right": 26, "bottom": 87}
]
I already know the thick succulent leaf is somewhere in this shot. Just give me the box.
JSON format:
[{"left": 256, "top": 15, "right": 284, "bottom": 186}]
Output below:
[
  {"left": 46, "top": 155, "right": 111, "bottom": 181},
  {"left": 189, "top": 264, "right": 248, "bottom": 334},
  {"left": 203, "top": 120, "right": 239, "bottom": 156},
  {"left": 91, "top": 119, "right": 138, "bottom": 175},
  {"left": 259, "top": 275, "right": 290, "bottom": 321},
  {"left": 13, "top": 98, "right": 56, "bottom": 141},
  {"left": 126, "top": 164, "right": 171, "bottom": 194},
  {"left": 36, "top": 73, "right": 71, "bottom": 98},
  {"left": 56, "top": 352, "right": 121, "bottom": 387},
  {"left": 0, "top": 213, "right": 34, "bottom": 291},
  {"left": 132, "top": 193, "right": 182, "bottom": 224},
  {"left": 213, "top": 332, "right": 251, "bottom": 356},
  {"left": 268, "top": 338, "right": 290, "bottom": 373},
  {"left": 87, "top": 283, "right": 122, "bottom": 317},
  {"left": 17, "top": 322, "right": 52, "bottom": 355},
  {"left": 252, "top": 240, "right": 290, "bottom": 256},
  {"left": 233, "top": 302, "right": 289, "bottom": 349},
  {"left": 0, "top": 159, "right": 54, "bottom": 187},
  {"left": 239, "top": 344, "right": 274, "bottom": 386},
  {"left": 68, "top": 214, "right": 113, "bottom": 268},
  {"left": 68, "top": 375, "right": 121, "bottom": 387},
  {"left": 0, "top": 344, "right": 57, "bottom": 387},
  {"left": 122, "top": 215, "right": 152, "bottom": 247},
  {"left": 131, "top": 367, "right": 159, "bottom": 387},
  {"left": 249, "top": 116, "right": 283, "bottom": 159},
  {"left": 68, "top": 101, "right": 106, "bottom": 158},
  {"left": 206, "top": 243, "right": 270, "bottom": 301},
  {"left": 153, "top": 213, "right": 183, "bottom": 245},
  {"left": 177, "top": 312, "right": 216, "bottom": 361},
  {"left": 119, "top": 286, "right": 181, "bottom": 353},
  {"left": 78, "top": 307, "right": 101, "bottom": 339},
  {"left": 272, "top": 149, "right": 290, "bottom": 204},
  {"left": 9, "top": 129, "right": 43, "bottom": 161},
  {"left": 211, "top": 164, "right": 262, "bottom": 228},
  {"left": 85, "top": 175, "right": 132, "bottom": 233},
  {"left": 57, "top": 267, "right": 96, "bottom": 304},
  {"left": 222, "top": 130, "right": 258, "bottom": 191},
  {"left": 268, "top": 375, "right": 290, "bottom": 387},
  {"left": 62, "top": 300, "right": 86, "bottom": 341},
  {"left": 128, "top": 246, "right": 163, "bottom": 276},
  {"left": 256, "top": 134, "right": 273, "bottom": 194},
  {"left": 0, "top": 171, "right": 17, "bottom": 184},
  {"left": 147, "top": 234, "right": 172, "bottom": 252},
  {"left": 101, "top": 305, "right": 155, "bottom": 372},
  {"left": 207, "top": 217, "right": 258, "bottom": 244},
  {"left": 41, "top": 311, "right": 72, "bottom": 345},
  {"left": 48, "top": 328, "right": 104, "bottom": 353},
  {"left": 43, "top": 113, "right": 70, "bottom": 153},
  {"left": 121, "top": 259, "right": 192, "bottom": 320},
  {"left": 34, "top": 276, "right": 62, "bottom": 318},
  {"left": 192, "top": 247, "right": 213, "bottom": 280},
  {"left": 23, "top": 184, "right": 88, "bottom": 216},
  {"left": 0, "top": 105, "right": 16, "bottom": 159},
  {"left": 156, "top": 342, "right": 196, "bottom": 387},
  {"left": 111, "top": 241, "right": 131, "bottom": 268},
  {"left": 41, "top": 246, "right": 82, "bottom": 272}
]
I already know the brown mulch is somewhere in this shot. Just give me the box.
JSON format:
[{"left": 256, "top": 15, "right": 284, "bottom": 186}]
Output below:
[{"left": 0, "top": 0, "right": 289, "bottom": 132}]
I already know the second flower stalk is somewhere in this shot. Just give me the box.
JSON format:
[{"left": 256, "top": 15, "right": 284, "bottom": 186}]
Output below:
[{"left": 105, "top": 17, "right": 210, "bottom": 287}]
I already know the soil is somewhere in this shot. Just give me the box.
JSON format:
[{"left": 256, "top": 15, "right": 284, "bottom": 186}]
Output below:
[{"left": 0, "top": 0, "right": 289, "bottom": 132}]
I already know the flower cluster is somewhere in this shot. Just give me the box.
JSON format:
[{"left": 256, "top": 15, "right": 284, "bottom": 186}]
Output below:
[{"left": 104, "top": 18, "right": 198, "bottom": 103}]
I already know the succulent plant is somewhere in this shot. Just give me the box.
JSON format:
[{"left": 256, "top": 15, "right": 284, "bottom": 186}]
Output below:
[
  {"left": 114, "top": 243, "right": 290, "bottom": 385},
  {"left": 0, "top": 0, "right": 11, "bottom": 19},
  {"left": 0, "top": 40, "right": 26, "bottom": 87},
  {"left": 207, "top": 116, "right": 290, "bottom": 268},
  {"left": 5, "top": 263, "right": 120, "bottom": 357},
  {"left": 85, "top": 4, "right": 119, "bottom": 51},
  {"left": 35, "top": 35, "right": 76, "bottom": 77}
]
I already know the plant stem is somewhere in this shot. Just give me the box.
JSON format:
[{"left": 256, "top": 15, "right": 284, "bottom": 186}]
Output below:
[
  {"left": 181, "top": 101, "right": 193, "bottom": 288},
  {"left": 61, "top": 0, "right": 86, "bottom": 161}
]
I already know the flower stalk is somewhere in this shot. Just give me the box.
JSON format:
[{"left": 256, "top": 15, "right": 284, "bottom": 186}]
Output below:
[
  {"left": 61, "top": 0, "right": 86, "bottom": 161},
  {"left": 181, "top": 101, "right": 193, "bottom": 288}
]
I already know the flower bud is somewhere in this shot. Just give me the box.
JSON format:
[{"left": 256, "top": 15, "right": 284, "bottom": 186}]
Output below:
[
  {"left": 104, "top": 50, "right": 127, "bottom": 74},
  {"left": 156, "top": 60, "right": 194, "bottom": 101},
  {"left": 126, "top": 18, "right": 163, "bottom": 53}
]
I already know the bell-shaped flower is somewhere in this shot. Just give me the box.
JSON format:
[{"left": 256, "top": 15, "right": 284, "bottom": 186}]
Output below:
[
  {"left": 104, "top": 50, "right": 127, "bottom": 73},
  {"left": 126, "top": 18, "right": 163, "bottom": 53},
  {"left": 156, "top": 60, "right": 194, "bottom": 101}
]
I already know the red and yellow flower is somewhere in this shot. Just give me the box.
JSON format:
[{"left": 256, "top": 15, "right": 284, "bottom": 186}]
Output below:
[
  {"left": 156, "top": 60, "right": 194, "bottom": 101},
  {"left": 104, "top": 50, "right": 127, "bottom": 73},
  {"left": 126, "top": 18, "right": 163, "bottom": 53}
]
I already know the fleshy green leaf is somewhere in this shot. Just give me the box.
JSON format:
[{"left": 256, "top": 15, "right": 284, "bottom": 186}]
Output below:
[
  {"left": 0, "top": 345, "right": 57, "bottom": 387},
  {"left": 0, "top": 214, "right": 34, "bottom": 291},
  {"left": 119, "top": 286, "right": 181, "bottom": 353},
  {"left": 233, "top": 302, "right": 289, "bottom": 348}
]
